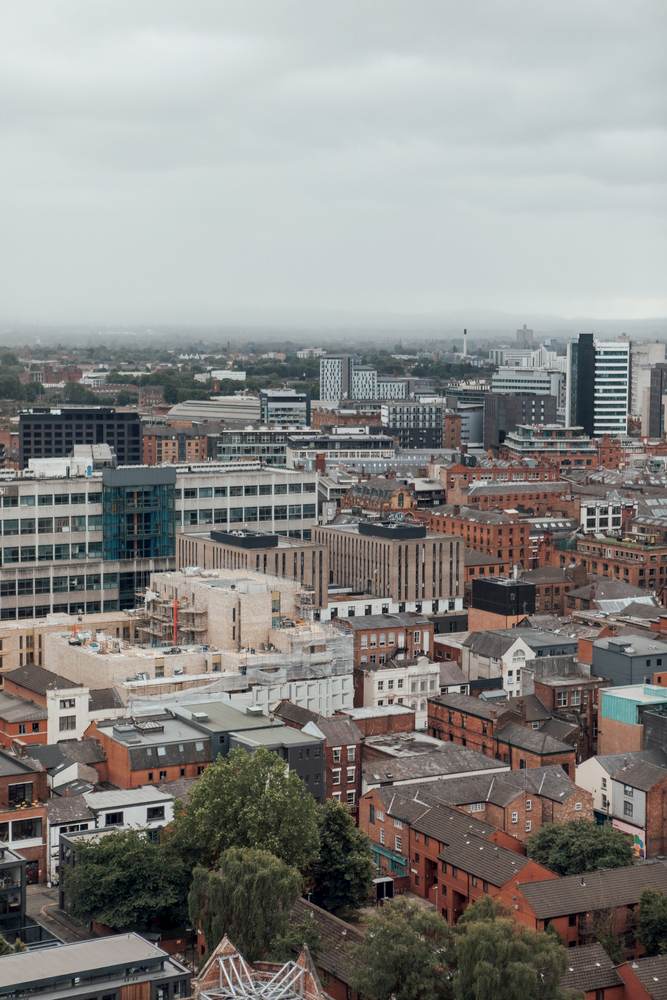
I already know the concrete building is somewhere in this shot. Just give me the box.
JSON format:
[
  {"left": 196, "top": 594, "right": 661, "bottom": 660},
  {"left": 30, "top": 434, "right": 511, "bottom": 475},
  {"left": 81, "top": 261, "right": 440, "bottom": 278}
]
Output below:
[
  {"left": 166, "top": 396, "right": 261, "bottom": 424},
  {"left": 18, "top": 406, "right": 142, "bottom": 467},
  {"left": 646, "top": 362, "right": 667, "bottom": 437},
  {"left": 259, "top": 388, "right": 310, "bottom": 426},
  {"left": 501, "top": 424, "right": 598, "bottom": 469},
  {"left": 380, "top": 400, "right": 450, "bottom": 449},
  {"left": 566, "top": 335, "right": 631, "bottom": 437},
  {"left": 631, "top": 341, "right": 666, "bottom": 419},
  {"left": 592, "top": 635, "right": 667, "bottom": 686},
  {"left": 175, "top": 528, "right": 328, "bottom": 607},
  {"left": 482, "top": 392, "right": 558, "bottom": 450},
  {"left": 356, "top": 656, "right": 441, "bottom": 729},
  {"left": 319, "top": 355, "right": 355, "bottom": 401},
  {"left": 314, "top": 520, "right": 463, "bottom": 605},
  {"left": 285, "top": 429, "right": 396, "bottom": 469},
  {"left": 491, "top": 367, "right": 563, "bottom": 399},
  {"left": 213, "top": 427, "right": 314, "bottom": 466}
]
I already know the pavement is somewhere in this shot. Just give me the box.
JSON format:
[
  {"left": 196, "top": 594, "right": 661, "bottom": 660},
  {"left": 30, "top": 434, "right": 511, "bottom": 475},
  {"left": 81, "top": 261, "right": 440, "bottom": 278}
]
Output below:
[{"left": 26, "top": 884, "right": 92, "bottom": 943}]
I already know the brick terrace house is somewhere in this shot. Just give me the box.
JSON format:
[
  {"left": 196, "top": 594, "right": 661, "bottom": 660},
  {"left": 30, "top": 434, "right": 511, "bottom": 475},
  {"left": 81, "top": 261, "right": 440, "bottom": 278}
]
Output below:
[
  {"left": 0, "top": 750, "right": 48, "bottom": 882},
  {"left": 428, "top": 692, "right": 577, "bottom": 774},
  {"left": 534, "top": 674, "right": 609, "bottom": 761},
  {"left": 0, "top": 692, "right": 47, "bottom": 749},
  {"left": 335, "top": 613, "right": 435, "bottom": 670},
  {"left": 273, "top": 701, "right": 362, "bottom": 809},
  {"left": 410, "top": 765, "right": 593, "bottom": 843},
  {"left": 359, "top": 782, "right": 526, "bottom": 906},
  {"left": 85, "top": 714, "right": 211, "bottom": 788},
  {"left": 559, "top": 944, "right": 625, "bottom": 1000},
  {"left": 501, "top": 860, "right": 667, "bottom": 956}
]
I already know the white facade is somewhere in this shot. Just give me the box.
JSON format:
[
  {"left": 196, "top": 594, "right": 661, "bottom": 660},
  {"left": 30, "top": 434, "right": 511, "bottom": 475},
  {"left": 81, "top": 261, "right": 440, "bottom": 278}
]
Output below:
[
  {"left": 362, "top": 656, "right": 441, "bottom": 729},
  {"left": 377, "top": 379, "right": 409, "bottom": 400},
  {"left": 317, "top": 594, "right": 463, "bottom": 622},
  {"left": 460, "top": 635, "right": 535, "bottom": 697},
  {"left": 593, "top": 341, "right": 631, "bottom": 436},
  {"left": 575, "top": 757, "right": 615, "bottom": 815},
  {"left": 579, "top": 497, "right": 625, "bottom": 535},
  {"left": 351, "top": 368, "right": 378, "bottom": 400},
  {"left": 631, "top": 342, "right": 666, "bottom": 421},
  {"left": 319, "top": 357, "right": 352, "bottom": 401},
  {"left": 491, "top": 367, "right": 563, "bottom": 398}
]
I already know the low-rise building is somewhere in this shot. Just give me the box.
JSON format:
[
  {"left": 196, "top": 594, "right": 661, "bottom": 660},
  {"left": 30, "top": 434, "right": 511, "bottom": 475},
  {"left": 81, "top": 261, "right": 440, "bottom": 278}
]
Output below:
[
  {"left": 0, "top": 933, "right": 191, "bottom": 999},
  {"left": 335, "top": 613, "right": 434, "bottom": 669},
  {"left": 362, "top": 740, "right": 509, "bottom": 793},
  {"left": 597, "top": 684, "right": 667, "bottom": 753},
  {"left": 355, "top": 656, "right": 441, "bottom": 729},
  {"left": 592, "top": 634, "right": 667, "bottom": 687},
  {"left": 229, "top": 726, "right": 325, "bottom": 801}
]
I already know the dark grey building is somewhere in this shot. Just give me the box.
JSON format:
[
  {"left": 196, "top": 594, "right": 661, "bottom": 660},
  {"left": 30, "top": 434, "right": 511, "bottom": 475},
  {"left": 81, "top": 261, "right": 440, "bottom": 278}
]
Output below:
[
  {"left": 175, "top": 700, "right": 285, "bottom": 758},
  {"left": 591, "top": 634, "right": 667, "bottom": 685},
  {"left": 259, "top": 389, "right": 310, "bottom": 426},
  {"left": 566, "top": 333, "right": 596, "bottom": 436},
  {"left": 647, "top": 363, "right": 667, "bottom": 438},
  {"left": 229, "top": 726, "right": 325, "bottom": 801},
  {"left": 19, "top": 406, "right": 142, "bottom": 467},
  {"left": 380, "top": 400, "right": 447, "bottom": 449},
  {"left": 483, "top": 392, "right": 557, "bottom": 450},
  {"left": 643, "top": 708, "right": 667, "bottom": 753}
]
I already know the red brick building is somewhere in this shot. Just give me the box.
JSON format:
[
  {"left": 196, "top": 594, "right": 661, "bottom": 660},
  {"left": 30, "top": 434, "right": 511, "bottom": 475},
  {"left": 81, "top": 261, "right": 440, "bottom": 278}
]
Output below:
[
  {"left": 335, "top": 613, "right": 434, "bottom": 670},
  {"left": 0, "top": 693, "right": 47, "bottom": 749},
  {"left": 428, "top": 693, "right": 577, "bottom": 775},
  {"left": 340, "top": 477, "right": 416, "bottom": 516},
  {"left": 85, "top": 714, "right": 211, "bottom": 788},
  {"left": 574, "top": 536, "right": 667, "bottom": 601},
  {"left": 0, "top": 750, "right": 48, "bottom": 882},
  {"left": 274, "top": 702, "right": 362, "bottom": 809},
  {"left": 533, "top": 675, "right": 609, "bottom": 761},
  {"left": 335, "top": 705, "right": 416, "bottom": 737},
  {"left": 458, "top": 481, "right": 575, "bottom": 517},
  {"left": 424, "top": 505, "right": 530, "bottom": 567},
  {"left": 501, "top": 860, "right": 667, "bottom": 957}
]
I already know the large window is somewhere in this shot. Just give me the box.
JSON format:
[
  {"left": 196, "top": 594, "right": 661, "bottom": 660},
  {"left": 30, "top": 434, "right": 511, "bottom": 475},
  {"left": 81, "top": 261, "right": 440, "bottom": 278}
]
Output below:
[{"left": 8, "top": 783, "right": 32, "bottom": 807}]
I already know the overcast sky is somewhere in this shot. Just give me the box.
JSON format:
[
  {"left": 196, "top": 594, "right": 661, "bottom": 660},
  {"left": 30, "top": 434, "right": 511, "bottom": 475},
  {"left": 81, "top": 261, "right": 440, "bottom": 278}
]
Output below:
[{"left": 1, "top": 1, "right": 665, "bottom": 327}]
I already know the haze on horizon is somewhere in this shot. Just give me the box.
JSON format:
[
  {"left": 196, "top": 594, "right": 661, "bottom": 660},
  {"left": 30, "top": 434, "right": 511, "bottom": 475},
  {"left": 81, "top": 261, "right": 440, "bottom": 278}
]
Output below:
[{"left": 1, "top": 1, "right": 665, "bottom": 328}]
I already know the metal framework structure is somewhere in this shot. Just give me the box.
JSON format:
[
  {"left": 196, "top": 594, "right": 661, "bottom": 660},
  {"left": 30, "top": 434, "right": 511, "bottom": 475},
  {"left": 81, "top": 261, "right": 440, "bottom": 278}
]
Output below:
[{"left": 200, "top": 954, "right": 312, "bottom": 1000}]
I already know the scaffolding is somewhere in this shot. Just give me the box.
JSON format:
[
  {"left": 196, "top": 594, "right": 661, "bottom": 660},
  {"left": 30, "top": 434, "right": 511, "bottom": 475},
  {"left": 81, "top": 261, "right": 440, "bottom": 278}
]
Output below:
[{"left": 201, "top": 955, "right": 313, "bottom": 1000}]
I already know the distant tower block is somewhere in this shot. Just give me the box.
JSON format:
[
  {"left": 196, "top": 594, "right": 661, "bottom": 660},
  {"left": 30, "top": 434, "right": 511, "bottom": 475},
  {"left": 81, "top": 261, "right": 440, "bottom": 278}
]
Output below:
[{"left": 462, "top": 328, "right": 469, "bottom": 357}]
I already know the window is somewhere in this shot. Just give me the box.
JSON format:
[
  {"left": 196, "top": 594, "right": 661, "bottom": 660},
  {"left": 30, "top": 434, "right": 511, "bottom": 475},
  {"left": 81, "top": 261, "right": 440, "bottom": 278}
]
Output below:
[
  {"left": 346, "top": 790, "right": 356, "bottom": 805},
  {"left": 347, "top": 767, "right": 356, "bottom": 783},
  {"left": 59, "top": 715, "right": 77, "bottom": 732},
  {"left": 393, "top": 818, "right": 403, "bottom": 829},
  {"left": 469, "top": 803, "right": 484, "bottom": 813},
  {"left": 379, "top": 828, "right": 385, "bottom": 845},
  {"left": 59, "top": 698, "right": 76, "bottom": 710},
  {"left": 623, "top": 801, "right": 633, "bottom": 818},
  {"left": 574, "top": 802, "right": 582, "bottom": 811},
  {"left": 347, "top": 745, "right": 356, "bottom": 762},
  {"left": 601, "top": 777, "right": 607, "bottom": 789},
  {"left": 395, "top": 836, "right": 402, "bottom": 853},
  {"left": 332, "top": 747, "right": 342, "bottom": 763},
  {"left": 511, "top": 811, "right": 518, "bottom": 824},
  {"left": 8, "top": 783, "right": 32, "bottom": 807},
  {"left": 12, "top": 817, "right": 41, "bottom": 840},
  {"left": 159, "top": 770, "right": 167, "bottom": 780},
  {"left": 147, "top": 806, "right": 165, "bottom": 821},
  {"left": 525, "top": 799, "right": 532, "bottom": 811},
  {"left": 556, "top": 691, "right": 568, "bottom": 707},
  {"left": 623, "top": 785, "right": 633, "bottom": 798},
  {"left": 332, "top": 768, "right": 341, "bottom": 785},
  {"left": 525, "top": 820, "right": 532, "bottom": 832},
  {"left": 105, "top": 812, "right": 124, "bottom": 827}
]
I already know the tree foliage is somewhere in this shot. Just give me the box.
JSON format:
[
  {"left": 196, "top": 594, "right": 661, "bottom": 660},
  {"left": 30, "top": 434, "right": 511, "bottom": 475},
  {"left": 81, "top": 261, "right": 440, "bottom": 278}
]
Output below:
[
  {"left": 168, "top": 747, "right": 320, "bottom": 872},
  {"left": 188, "top": 847, "right": 302, "bottom": 962},
  {"left": 0, "top": 936, "right": 25, "bottom": 955},
  {"left": 526, "top": 821, "right": 633, "bottom": 875},
  {"left": 638, "top": 889, "right": 667, "bottom": 956},
  {"left": 63, "top": 830, "right": 188, "bottom": 931},
  {"left": 310, "top": 800, "right": 374, "bottom": 916},
  {"left": 352, "top": 896, "right": 572, "bottom": 1000},
  {"left": 453, "top": 899, "right": 569, "bottom": 1000},
  {"left": 351, "top": 897, "right": 454, "bottom": 1000}
]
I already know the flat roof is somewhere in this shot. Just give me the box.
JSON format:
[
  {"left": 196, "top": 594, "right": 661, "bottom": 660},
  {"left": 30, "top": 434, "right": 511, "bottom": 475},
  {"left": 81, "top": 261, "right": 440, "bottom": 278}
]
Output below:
[
  {"left": 600, "top": 685, "right": 667, "bottom": 705},
  {"left": 0, "top": 932, "right": 169, "bottom": 990},
  {"left": 180, "top": 700, "right": 283, "bottom": 732},
  {"left": 97, "top": 714, "right": 206, "bottom": 746},
  {"left": 84, "top": 785, "right": 174, "bottom": 811},
  {"left": 232, "top": 727, "right": 323, "bottom": 748}
]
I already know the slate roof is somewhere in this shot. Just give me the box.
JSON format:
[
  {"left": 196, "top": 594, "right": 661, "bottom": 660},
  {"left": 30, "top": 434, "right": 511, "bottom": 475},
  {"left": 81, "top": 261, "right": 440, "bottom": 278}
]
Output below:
[
  {"left": 309, "top": 717, "right": 361, "bottom": 747},
  {"left": 46, "top": 794, "right": 93, "bottom": 826},
  {"left": 608, "top": 757, "right": 667, "bottom": 792},
  {"left": 429, "top": 692, "right": 507, "bottom": 721},
  {"left": 4, "top": 663, "right": 78, "bottom": 694},
  {"left": 88, "top": 688, "right": 124, "bottom": 712},
  {"left": 0, "top": 692, "right": 46, "bottom": 723},
  {"left": 462, "top": 632, "right": 520, "bottom": 659},
  {"left": 158, "top": 777, "right": 197, "bottom": 804},
  {"left": 439, "top": 662, "right": 467, "bottom": 687},
  {"left": 507, "top": 694, "right": 552, "bottom": 722},
  {"left": 22, "top": 744, "right": 68, "bottom": 772},
  {"left": 439, "top": 833, "right": 534, "bottom": 886},
  {"left": 363, "top": 744, "right": 506, "bottom": 785},
  {"left": 539, "top": 717, "right": 579, "bottom": 743},
  {"left": 272, "top": 701, "right": 319, "bottom": 727},
  {"left": 376, "top": 785, "right": 496, "bottom": 842},
  {"left": 496, "top": 720, "right": 573, "bottom": 755},
  {"left": 560, "top": 944, "right": 623, "bottom": 994},
  {"left": 628, "top": 955, "right": 667, "bottom": 999},
  {"left": 517, "top": 860, "right": 667, "bottom": 919},
  {"left": 291, "top": 898, "right": 364, "bottom": 986},
  {"left": 58, "top": 739, "right": 107, "bottom": 766}
]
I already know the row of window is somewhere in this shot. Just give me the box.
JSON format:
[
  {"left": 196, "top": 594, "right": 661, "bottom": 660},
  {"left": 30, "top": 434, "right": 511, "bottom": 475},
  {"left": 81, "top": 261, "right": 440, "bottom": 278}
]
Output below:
[
  {"left": 331, "top": 767, "right": 356, "bottom": 785},
  {"left": 177, "top": 504, "right": 316, "bottom": 526},
  {"left": 0, "top": 542, "right": 102, "bottom": 565},
  {"left": 175, "top": 482, "right": 315, "bottom": 499},
  {"left": 0, "top": 573, "right": 115, "bottom": 596},
  {"left": 0, "top": 515, "right": 103, "bottom": 536},
  {"left": 0, "top": 601, "right": 116, "bottom": 621}
]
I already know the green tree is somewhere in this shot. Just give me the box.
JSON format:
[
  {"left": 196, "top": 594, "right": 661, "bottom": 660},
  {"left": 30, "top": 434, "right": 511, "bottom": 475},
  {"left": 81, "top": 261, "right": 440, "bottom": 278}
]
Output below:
[
  {"left": 526, "top": 821, "right": 633, "bottom": 876},
  {"left": 188, "top": 847, "right": 302, "bottom": 962},
  {"left": 167, "top": 747, "right": 319, "bottom": 871},
  {"left": 63, "top": 830, "right": 188, "bottom": 931},
  {"left": 453, "top": 898, "right": 569, "bottom": 1000},
  {"left": 638, "top": 889, "right": 667, "bottom": 955},
  {"left": 310, "top": 800, "right": 374, "bottom": 916},
  {"left": 351, "top": 897, "right": 454, "bottom": 1000}
]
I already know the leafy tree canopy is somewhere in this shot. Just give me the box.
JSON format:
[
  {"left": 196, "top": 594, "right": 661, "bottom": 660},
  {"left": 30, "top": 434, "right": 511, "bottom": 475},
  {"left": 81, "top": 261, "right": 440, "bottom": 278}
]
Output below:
[
  {"left": 167, "top": 747, "right": 320, "bottom": 872},
  {"left": 526, "top": 821, "right": 633, "bottom": 876},
  {"left": 63, "top": 830, "right": 188, "bottom": 931},
  {"left": 638, "top": 889, "right": 667, "bottom": 956},
  {"left": 188, "top": 847, "right": 302, "bottom": 962},
  {"left": 310, "top": 800, "right": 374, "bottom": 916}
]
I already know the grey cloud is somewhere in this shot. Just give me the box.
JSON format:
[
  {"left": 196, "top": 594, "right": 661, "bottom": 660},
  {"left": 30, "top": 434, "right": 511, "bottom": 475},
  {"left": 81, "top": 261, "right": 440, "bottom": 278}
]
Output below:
[{"left": 0, "top": 0, "right": 665, "bottom": 326}]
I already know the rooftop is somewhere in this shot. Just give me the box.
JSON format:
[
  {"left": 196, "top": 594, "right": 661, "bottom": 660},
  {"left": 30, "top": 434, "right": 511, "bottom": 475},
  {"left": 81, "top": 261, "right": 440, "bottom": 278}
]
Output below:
[
  {"left": 178, "top": 700, "right": 283, "bottom": 733},
  {"left": 231, "top": 727, "right": 323, "bottom": 749},
  {"left": 0, "top": 692, "right": 46, "bottom": 723},
  {"left": 627, "top": 955, "right": 667, "bottom": 1000},
  {"left": 438, "top": 833, "right": 535, "bottom": 886},
  {"left": 518, "top": 860, "right": 667, "bottom": 919},
  {"left": 363, "top": 744, "right": 508, "bottom": 785},
  {"left": 560, "top": 944, "right": 623, "bottom": 995},
  {"left": 600, "top": 684, "right": 667, "bottom": 705},
  {"left": 4, "top": 663, "right": 80, "bottom": 694}
]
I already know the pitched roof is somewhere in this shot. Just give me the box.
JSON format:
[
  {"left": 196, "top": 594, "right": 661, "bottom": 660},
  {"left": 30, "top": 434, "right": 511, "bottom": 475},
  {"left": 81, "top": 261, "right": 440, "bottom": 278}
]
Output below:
[
  {"left": 439, "top": 662, "right": 467, "bottom": 687},
  {"left": 0, "top": 692, "right": 46, "bottom": 723},
  {"left": 438, "top": 833, "right": 534, "bottom": 886},
  {"left": 412, "top": 765, "right": 582, "bottom": 809},
  {"left": 560, "top": 944, "right": 623, "bottom": 994},
  {"left": 608, "top": 757, "right": 667, "bottom": 792},
  {"left": 463, "top": 632, "right": 520, "bottom": 659},
  {"left": 429, "top": 692, "right": 508, "bottom": 722},
  {"left": 376, "top": 785, "right": 496, "bottom": 842},
  {"left": 46, "top": 794, "right": 94, "bottom": 825},
  {"left": 58, "top": 739, "right": 107, "bottom": 766},
  {"left": 363, "top": 745, "right": 506, "bottom": 785},
  {"left": 272, "top": 701, "right": 319, "bottom": 727},
  {"left": 5, "top": 663, "right": 79, "bottom": 694},
  {"left": 495, "top": 721, "right": 573, "bottom": 755},
  {"left": 291, "top": 898, "right": 364, "bottom": 986},
  {"left": 539, "top": 717, "right": 579, "bottom": 743},
  {"left": 518, "top": 860, "right": 667, "bottom": 919},
  {"left": 307, "top": 717, "right": 361, "bottom": 747},
  {"left": 627, "top": 955, "right": 667, "bottom": 999},
  {"left": 507, "top": 694, "right": 552, "bottom": 722}
]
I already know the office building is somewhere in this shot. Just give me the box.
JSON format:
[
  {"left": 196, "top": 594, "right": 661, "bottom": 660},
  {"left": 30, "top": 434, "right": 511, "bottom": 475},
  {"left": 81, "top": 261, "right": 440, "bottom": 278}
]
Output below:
[
  {"left": 482, "top": 393, "right": 557, "bottom": 450},
  {"left": 285, "top": 429, "right": 395, "bottom": 468},
  {"left": 214, "top": 427, "right": 313, "bottom": 466},
  {"left": 491, "top": 367, "right": 563, "bottom": 399},
  {"left": 0, "top": 462, "right": 318, "bottom": 621},
  {"left": 259, "top": 388, "right": 310, "bottom": 426},
  {"left": 647, "top": 362, "right": 667, "bottom": 438},
  {"left": 314, "top": 520, "right": 463, "bottom": 605},
  {"left": 19, "top": 407, "right": 142, "bottom": 467},
  {"left": 380, "top": 400, "right": 449, "bottom": 449},
  {"left": 319, "top": 355, "right": 354, "bottom": 400},
  {"left": 566, "top": 334, "right": 630, "bottom": 436},
  {"left": 631, "top": 341, "right": 666, "bottom": 418}
]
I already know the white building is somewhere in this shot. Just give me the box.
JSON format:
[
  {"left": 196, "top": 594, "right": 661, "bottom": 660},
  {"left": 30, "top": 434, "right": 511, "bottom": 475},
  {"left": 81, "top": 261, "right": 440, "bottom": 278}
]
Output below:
[
  {"left": 631, "top": 342, "right": 666, "bottom": 420},
  {"left": 491, "top": 367, "right": 564, "bottom": 399},
  {"left": 360, "top": 656, "right": 441, "bottom": 729},
  {"left": 46, "top": 785, "right": 175, "bottom": 884},
  {"left": 566, "top": 336, "right": 631, "bottom": 437},
  {"left": 319, "top": 356, "right": 353, "bottom": 401},
  {"left": 579, "top": 496, "right": 628, "bottom": 535}
]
